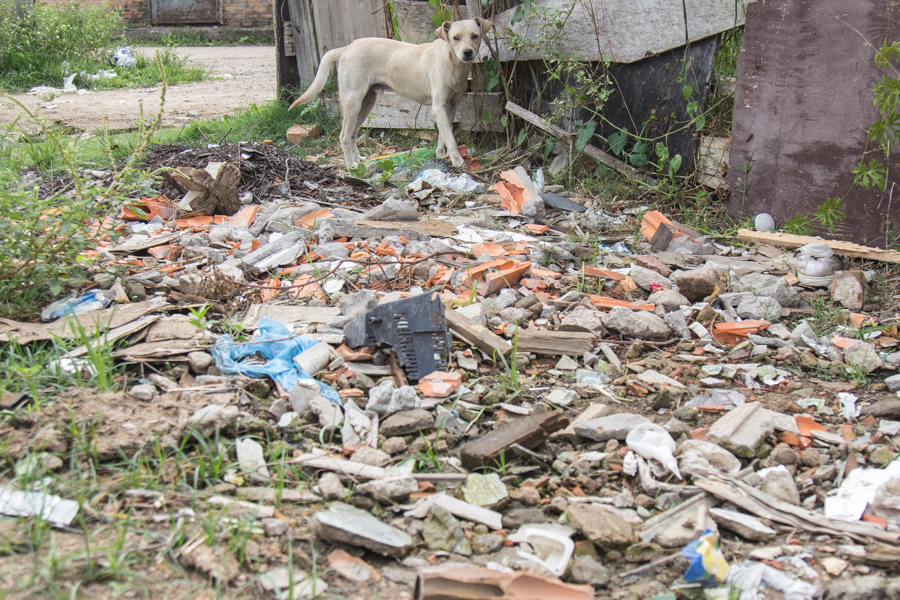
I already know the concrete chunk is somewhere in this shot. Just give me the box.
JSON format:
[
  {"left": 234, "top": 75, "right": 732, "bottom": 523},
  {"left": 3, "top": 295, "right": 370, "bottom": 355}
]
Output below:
[
  {"left": 313, "top": 502, "right": 413, "bottom": 557},
  {"left": 707, "top": 402, "right": 793, "bottom": 458},
  {"left": 574, "top": 413, "right": 651, "bottom": 442},
  {"left": 240, "top": 232, "right": 303, "bottom": 273}
]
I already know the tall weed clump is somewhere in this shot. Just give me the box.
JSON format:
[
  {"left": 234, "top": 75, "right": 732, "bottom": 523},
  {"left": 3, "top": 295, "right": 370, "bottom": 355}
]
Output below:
[{"left": 0, "top": 0, "right": 121, "bottom": 90}]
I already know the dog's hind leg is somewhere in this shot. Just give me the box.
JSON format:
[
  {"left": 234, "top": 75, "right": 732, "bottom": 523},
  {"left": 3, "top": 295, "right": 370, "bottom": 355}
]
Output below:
[
  {"left": 349, "top": 88, "right": 378, "bottom": 165},
  {"left": 339, "top": 91, "right": 366, "bottom": 169}
]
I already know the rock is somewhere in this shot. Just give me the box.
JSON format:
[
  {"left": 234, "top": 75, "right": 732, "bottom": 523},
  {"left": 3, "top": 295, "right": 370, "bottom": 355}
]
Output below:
[
  {"left": 459, "top": 473, "right": 509, "bottom": 510},
  {"left": 381, "top": 409, "right": 435, "bottom": 436},
  {"left": 382, "top": 437, "right": 407, "bottom": 455},
  {"left": 559, "top": 306, "right": 606, "bottom": 335},
  {"left": 868, "top": 447, "right": 896, "bottom": 468},
  {"left": 601, "top": 307, "right": 673, "bottom": 341},
  {"left": 677, "top": 440, "right": 742, "bottom": 478},
  {"left": 647, "top": 289, "right": 690, "bottom": 311},
  {"left": 289, "top": 380, "right": 320, "bottom": 416},
  {"left": 555, "top": 355, "right": 579, "bottom": 370},
  {"left": 736, "top": 296, "right": 783, "bottom": 321},
  {"left": 500, "top": 307, "right": 530, "bottom": 326},
  {"left": 351, "top": 446, "right": 391, "bottom": 467},
  {"left": 187, "top": 351, "right": 214, "bottom": 374},
  {"left": 570, "top": 555, "right": 611, "bottom": 587},
  {"left": 422, "top": 506, "right": 472, "bottom": 556},
  {"left": 791, "top": 320, "right": 819, "bottom": 349},
  {"left": 339, "top": 289, "right": 377, "bottom": 317},
  {"left": 759, "top": 465, "right": 801, "bottom": 505},
  {"left": 630, "top": 265, "right": 672, "bottom": 291},
  {"left": 471, "top": 533, "right": 504, "bottom": 554},
  {"left": 566, "top": 504, "right": 633, "bottom": 549},
  {"left": 494, "top": 288, "right": 519, "bottom": 310},
  {"left": 545, "top": 388, "right": 579, "bottom": 407},
  {"left": 823, "top": 575, "right": 887, "bottom": 600},
  {"left": 361, "top": 198, "right": 418, "bottom": 222},
  {"left": 830, "top": 271, "right": 868, "bottom": 310},
  {"left": 518, "top": 487, "right": 542, "bottom": 506},
  {"left": 456, "top": 303, "right": 485, "bottom": 326},
  {"left": 674, "top": 267, "right": 722, "bottom": 303},
  {"left": 866, "top": 399, "right": 900, "bottom": 420},
  {"left": 709, "top": 507, "right": 776, "bottom": 541},
  {"left": 318, "top": 472, "right": 346, "bottom": 501},
  {"left": 652, "top": 386, "right": 686, "bottom": 411},
  {"left": 286, "top": 123, "right": 322, "bottom": 142},
  {"left": 359, "top": 476, "right": 418, "bottom": 502},
  {"left": 625, "top": 541, "right": 663, "bottom": 563},
  {"left": 820, "top": 556, "right": 849, "bottom": 576},
  {"left": 769, "top": 443, "right": 799, "bottom": 466},
  {"left": 663, "top": 311, "right": 691, "bottom": 340},
  {"left": 129, "top": 384, "right": 157, "bottom": 401},
  {"left": 843, "top": 339, "right": 883, "bottom": 373},
  {"left": 707, "top": 402, "right": 794, "bottom": 458},
  {"left": 632, "top": 255, "right": 672, "bottom": 277},
  {"left": 262, "top": 518, "right": 289, "bottom": 537},
  {"left": 730, "top": 272, "right": 801, "bottom": 307},
  {"left": 574, "top": 413, "right": 652, "bottom": 442},
  {"left": 799, "top": 448, "right": 821, "bottom": 467},
  {"left": 502, "top": 508, "right": 546, "bottom": 529},
  {"left": 309, "top": 395, "right": 343, "bottom": 428},
  {"left": 663, "top": 417, "right": 692, "bottom": 440},
  {"left": 179, "top": 543, "right": 240, "bottom": 585},
  {"left": 235, "top": 438, "right": 270, "bottom": 481},
  {"left": 313, "top": 502, "right": 413, "bottom": 557},
  {"left": 885, "top": 374, "right": 900, "bottom": 393}
]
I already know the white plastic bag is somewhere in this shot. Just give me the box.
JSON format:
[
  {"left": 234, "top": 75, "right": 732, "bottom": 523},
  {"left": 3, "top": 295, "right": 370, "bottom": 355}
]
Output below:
[{"left": 626, "top": 423, "right": 681, "bottom": 479}]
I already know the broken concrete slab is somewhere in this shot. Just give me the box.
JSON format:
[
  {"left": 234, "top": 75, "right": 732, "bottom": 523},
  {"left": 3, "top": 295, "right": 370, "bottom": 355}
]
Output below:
[
  {"left": 574, "top": 413, "right": 652, "bottom": 442},
  {"left": 707, "top": 402, "right": 798, "bottom": 458},
  {"left": 709, "top": 507, "right": 776, "bottom": 541},
  {"left": 566, "top": 504, "right": 634, "bottom": 549},
  {"left": 601, "top": 306, "right": 673, "bottom": 341},
  {"left": 313, "top": 502, "right": 413, "bottom": 558}
]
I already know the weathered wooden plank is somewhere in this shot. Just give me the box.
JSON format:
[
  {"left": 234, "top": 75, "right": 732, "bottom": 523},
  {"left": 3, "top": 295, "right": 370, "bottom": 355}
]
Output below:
[
  {"left": 459, "top": 411, "right": 569, "bottom": 471},
  {"left": 736, "top": 229, "right": 900, "bottom": 265},
  {"left": 505, "top": 101, "right": 657, "bottom": 186},
  {"left": 285, "top": 0, "right": 319, "bottom": 84},
  {"left": 311, "top": 0, "right": 388, "bottom": 55},
  {"left": 445, "top": 309, "right": 512, "bottom": 360},
  {"left": 326, "top": 92, "right": 504, "bottom": 132},
  {"left": 274, "top": 0, "right": 302, "bottom": 98},
  {"left": 392, "top": 0, "right": 436, "bottom": 44},
  {"left": 515, "top": 330, "right": 597, "bottom": 356}
]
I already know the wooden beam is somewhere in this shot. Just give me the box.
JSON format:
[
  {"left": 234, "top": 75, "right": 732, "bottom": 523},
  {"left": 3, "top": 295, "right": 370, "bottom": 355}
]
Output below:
[
  {"left": 515, "top": 330, "right": 598, "bottom": 356},
  {"left": 505, "top": 101, "right": 658, "bottom": 187},
  {"left": 736, "top": 229, "right": 900, "bottom": 264},
  {"left": 445, "top": 309, "right": 512, "bottom": 359},
  {"left": 459, "top": 411, "right": 569, "bottom": 471}
]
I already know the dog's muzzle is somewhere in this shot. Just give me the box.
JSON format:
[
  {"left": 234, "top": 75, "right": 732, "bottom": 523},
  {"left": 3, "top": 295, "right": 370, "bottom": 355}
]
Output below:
[{"left": 462, "top": 50, "right": 475, "bottom": 62}]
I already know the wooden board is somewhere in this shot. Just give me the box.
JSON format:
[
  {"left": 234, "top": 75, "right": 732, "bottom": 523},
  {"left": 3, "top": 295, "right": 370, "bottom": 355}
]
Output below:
[
  {"left": 352, "top": 219, "right": 458, "bottom": 238},
  {"left": 515, "top": 330, "right": 597, "bottom": 356},
  {"left": 327, "top": 92, "right": 504, "bottom": 132},
  {"left": 445, "top": 309, "right": 512, "bottom": 359},
  {"left": 725, "top": 0, "right": 900, "bottom": 246},
  {"left": 392, "top": 0, "right": 436, "bottom": 44},
  {"left": 459, "top": 411, "right": 569, "bottom": 471},
  {"left": 311, "top": 0, "right": 388, "bottom": 55},
  {"left": 284, "top": 0, "right": 319, "bottom": 86},
  {"left": 736, "top": 229, "right": 900, "bottom": 264}
]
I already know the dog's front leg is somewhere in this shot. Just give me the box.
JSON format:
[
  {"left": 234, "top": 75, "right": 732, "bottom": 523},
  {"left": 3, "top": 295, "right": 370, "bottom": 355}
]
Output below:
[{"left": 433, "top": 103, "right": 465, "bottom": 168}]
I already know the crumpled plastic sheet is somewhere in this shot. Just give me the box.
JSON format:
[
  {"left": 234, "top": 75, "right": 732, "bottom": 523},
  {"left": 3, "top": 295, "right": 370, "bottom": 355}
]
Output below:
[
  {"left": 728, "top": 560, "right": 818, "bottom": 600},
  {"left": 407, "top": 169, "right": 485, "bottom": 194},
  {"left": 211, "top": 317, "right": 341, "bottom": 404}
]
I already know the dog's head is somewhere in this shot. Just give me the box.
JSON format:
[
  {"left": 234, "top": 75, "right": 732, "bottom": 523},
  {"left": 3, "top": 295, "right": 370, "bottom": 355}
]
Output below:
[{"left": 435, "top": 18, "right": 492, "bottom": 63}]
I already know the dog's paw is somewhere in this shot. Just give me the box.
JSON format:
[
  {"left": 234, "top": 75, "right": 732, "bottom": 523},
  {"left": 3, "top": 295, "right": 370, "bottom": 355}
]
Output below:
[{"left": 449, "top": 155, "right": 466, "bottom": 168}]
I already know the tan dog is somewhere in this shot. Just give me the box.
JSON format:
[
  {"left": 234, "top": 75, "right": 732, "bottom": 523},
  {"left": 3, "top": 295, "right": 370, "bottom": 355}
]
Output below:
[{"left": 289, "top": 18, "right": 492, "bottom": 170}]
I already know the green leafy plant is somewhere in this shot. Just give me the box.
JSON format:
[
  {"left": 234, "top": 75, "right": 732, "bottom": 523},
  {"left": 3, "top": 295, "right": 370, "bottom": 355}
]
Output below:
[
  {"left": 377, "top": 157, "right": 395, "bottom": 185},
  {"left": 188, "top": 304, "right": 216, "bottom": 331},
  {"left": 429, "top": 0, "right": 452, "bottom": 27}
]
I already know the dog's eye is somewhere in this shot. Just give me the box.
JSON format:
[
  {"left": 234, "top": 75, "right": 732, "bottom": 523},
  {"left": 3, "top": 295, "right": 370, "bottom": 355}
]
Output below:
[
  {"left": 453, "top": 36, "right": 461, "bottom": 40},
  {"left": 471, "top": 35, "right": 479, "bottom": 40}
]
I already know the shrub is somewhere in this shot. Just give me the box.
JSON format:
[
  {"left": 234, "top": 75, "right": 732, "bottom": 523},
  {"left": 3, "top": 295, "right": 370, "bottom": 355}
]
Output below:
[{"left": 0, "top": 0, "right": 121, "bottom": 90}]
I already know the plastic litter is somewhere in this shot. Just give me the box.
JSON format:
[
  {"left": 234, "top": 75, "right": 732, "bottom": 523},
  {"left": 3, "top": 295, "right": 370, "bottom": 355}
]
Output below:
[
  {"left": 626, "top": 422, "right": 682, "bottom": 479},
  {"left": 796, "top": 397, "right": 825, "bottom": 410},
  {"left": 293, "top": 342, "right": 342, "bottom": 376},
  {"left": 727, "top": 560, "right": 817, "bottom": 600},
  {"left": 0, "top": 486, "right": 80, "bottom": 526},
  {"left": 28, "top": 73, "right": 77, "bottom": 96},
  {"left": 795, "top": 242, "right": 842, "bottom": 287},
  {"left": 41, "top": 290, "right": 111, "bottom": 322},
  {"left": 574, "top": 368, "right": 612, "bottom": 386},
  {"left": 128, "top": 215, "right": 166, "bottom": 234},
  {"left": 508, "top": 524, "right": 574, "bottom": 577},
  {"left": 680, "top": 529, "right": 729, "bottom": 584},
  {"left": 598, "top": 241, "right": 633, "bottom": 255},
  {"left": 406, "top": 168, "right": 485, "bottom": 194},
  {"left": 211, "top": 317, "right": 341, "bottom": 404},
  {"left": 837, "top": 392, "right": 860, "bottom": 420},
  {"left": 677, "top": 439, "right": 742, "bottom": 478},
  {"left": 111, "top": 46, "right": 137, "bottom": 68},
  {"left": 685, "top": 389, "right": 746, "bottom": 410},
  {"left": 824, "top": 459, "right": 900, "bottom": 521}
]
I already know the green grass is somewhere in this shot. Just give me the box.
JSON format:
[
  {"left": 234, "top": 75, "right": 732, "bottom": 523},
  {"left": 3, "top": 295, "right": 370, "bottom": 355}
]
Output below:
[
  {"left": 81, "top": 47, "right": 210, "bottom": 90},
  {"left": 137, "top": 29, "right": 275, "bottom": 48}
]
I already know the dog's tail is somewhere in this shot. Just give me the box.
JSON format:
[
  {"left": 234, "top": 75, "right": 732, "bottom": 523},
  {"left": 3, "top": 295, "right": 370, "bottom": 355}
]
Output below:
[{"left": 289, "top": 48, "right": 344, "bottom": 109}]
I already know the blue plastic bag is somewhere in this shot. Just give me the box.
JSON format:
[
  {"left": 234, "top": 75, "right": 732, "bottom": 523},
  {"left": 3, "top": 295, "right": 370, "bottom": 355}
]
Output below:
[
  {"left": 41, "top": 291, "right": 111, "bottom": 322},
  {"left": 680, "top": 529, "right": 729, "bottom": 584},
  {"left": 211, "top": 317, "right": 341, "bottom": 405}
]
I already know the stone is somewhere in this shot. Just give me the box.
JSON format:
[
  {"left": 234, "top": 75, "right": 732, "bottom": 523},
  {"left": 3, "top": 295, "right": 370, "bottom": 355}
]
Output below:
[
  {"left": 381, "top": 409, "right": 434, "bottom": 436},
  {"left": 187, "top": 351, "right": 214, "bottom": 375},
  {"left": 566, "top": 504, "right": 633, "bottom": 549},
  {"left": 647, "top": 289, "right": 690, "bottom": 311},
  {"left": 471, "top": 533, "right": 504, "bottom": 554},
  {"left": 351, "top": 446, "right": 391, "bottom": 467},
  {"left": 663, "top": 417, "right": 692, "bottom": 440},
  {"left": 313, "top": 502, "right": 414, "bottom": 557},
  {"left": 677, "top": 439, "right": 742, "bottom": 478},
  {"left": 601, "top": 306, "right": 673, "bottom": 341},
  {"left": 235, "top": 438, "right": 270, "bottom": 481},
  {"left": 361, "top": 198, "right": 418, "bottom": 222},
  {"left": 456, "top": 303, "right": 485, "bottom": 326},
  {"left": 731, "top": 272, "right": 802, "bottom": 307},
  {"left": 559, "top": 306, "right": 606, "bottom": 335},
  {"left": 830, "top": 271, "right": 868, "bottom": 311},
  {"left": 769, "top": 443, "right": 798, "bottom": 466},
  {"left": 286, "top": 123, "right": 322, "bottom": 142},
  {"left": 500, "top": 307, "right": 530, "bottom": 326},
  {"left": 759, "top": 466, "right": 801, "bottom": 505},
  {"left": 885, "top": 374, "right": 900, "bottom": 393},
  {"left": 709, "top": 508, "right": 776, "bottom": 541},
  {"left": 868, "top": 447, "right": 896, "bottom": 468},
  {"left": 625, "top": 541, "right": 663, "bottom": 562},
  {"left": 820, "top": 556, "right": 849, "bottom": 576},
  {"left": 261, "top": 518, "right": 289, "bottom": 537},
  {"left": 843, "top": 339, "right": 883, "bottom": 373},
  {"left": 790, "top": 320, "right": 819, "bottom": 349},
  {"left": 736, "top": 296, "right": 783, "bottom": 321},
  {"left": 570, "top": 555, "right": 611, "bottom": 587},
  {"left": 518, "top": 487, "right": 542, "bottom": 506},
  {"left": 707, "top": 402, "right": 794, "bottom": 458},
  {"left": 799, "top": 448, "right": 821, "bottom": 467},
  {"left": 258, "top": 566, "right": 326, "bottom": 597},
  {"left": 318, "top": 472, "right": 346, "bottom": 501},
  {"left": 459, "top": 473, "right": 509, "bottom": 510},
  {"left": 866, "top": 399, "right": 900, "bottom": 420},
  {"left": 309, "top": 395, "right": 343, "bottom": 429},
  {"left": 129, "top": 384, "right": 157, "bottom": 401},
  {"left": 422, "top": 506, "right": 471, "bottom": 556},
  {"left": 629, "top": 265, "right": 672, "bottom": 291},
  {"left": 823, "top": 575, "right": 887, "bottom": 600},
  {"left": 632, "top": 255, "right": 672, "bottom": 277},
  {"left": 663, "top": 311, "right": 691, "bottom": 340},
  {"left": 241, "top": 232, "right": 304, "bottom": 273},
  {"left": 574, "top": 413, "right": 652, "bottom": 442},
  {"left": 555, "top": 355, "right": 579, "bottom": 370},
  {"left": 674, "top": 267, "right": 722, "bottom": 302},
  {"left": 494, "top": 288, "right": 519, "bottom": 310},
  {"left": 502, "top": 508, "right": 546, "bottom": 529},
  {"left": 339, "top": 289, "right": 378, "bottom": 317},
  {"left": 359, "top": 476, "right": 418, "bottom": 502},
  {"left": 545, "top": 388, "right": 579, "bottom": 407},
  {"left": 382, "top": 437, "right": 407, "bottom": 455}
]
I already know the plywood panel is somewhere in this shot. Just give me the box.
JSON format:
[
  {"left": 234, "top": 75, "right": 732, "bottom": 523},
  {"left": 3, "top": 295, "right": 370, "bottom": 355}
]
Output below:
[
  {"left": 724, "top": 0, "right": 900, "bottom": 246},
  {"left": 311, "top": 0, "right": 388, "bottom": 54}
]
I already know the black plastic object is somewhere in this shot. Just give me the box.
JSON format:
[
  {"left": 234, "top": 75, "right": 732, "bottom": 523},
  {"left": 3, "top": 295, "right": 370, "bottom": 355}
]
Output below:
[
  {"left": 343, "top": 292, "right": 451, "bottom": 381},
  {"left": 540, "top": 191, "right": 588, "bottom": 213}
]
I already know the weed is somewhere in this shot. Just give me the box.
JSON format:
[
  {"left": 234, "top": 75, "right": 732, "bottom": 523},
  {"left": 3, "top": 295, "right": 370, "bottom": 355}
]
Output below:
[
  {"left": 493, "top": 327, "right": 521, "bottom": 398},
  {"left": 188, "top": 304, "right": 215, "bottom": 331}
]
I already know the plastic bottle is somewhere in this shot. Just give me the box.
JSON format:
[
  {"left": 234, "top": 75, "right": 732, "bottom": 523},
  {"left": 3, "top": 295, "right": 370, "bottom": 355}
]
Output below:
[{"left": 625, "top": 422, "right": 682, "bottom": 479}]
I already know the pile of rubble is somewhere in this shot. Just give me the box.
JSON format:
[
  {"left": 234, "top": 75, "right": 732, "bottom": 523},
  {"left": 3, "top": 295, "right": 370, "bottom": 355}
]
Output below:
[{"left": 2, "top": 141, "right": 900, "bottom": 599}]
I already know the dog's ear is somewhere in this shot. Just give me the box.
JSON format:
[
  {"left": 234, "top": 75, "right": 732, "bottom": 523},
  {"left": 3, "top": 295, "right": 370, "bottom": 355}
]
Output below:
[
  {"left": 434, "top": 21, "right": 451, "bottom": 41},
  {"left": 475, "top": 17, "right": 493, "bottom": 35}
]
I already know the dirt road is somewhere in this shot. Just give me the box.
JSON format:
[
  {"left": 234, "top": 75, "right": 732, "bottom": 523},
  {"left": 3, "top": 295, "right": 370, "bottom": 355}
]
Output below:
[{"left": 0, "top": 46, "right": 278, "bottom": 133}]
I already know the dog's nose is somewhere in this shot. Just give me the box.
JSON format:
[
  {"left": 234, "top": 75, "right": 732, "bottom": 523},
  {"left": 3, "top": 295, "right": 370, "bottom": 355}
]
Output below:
[{"left": 463, "top": 49, "right": 474, "bottom": 59}]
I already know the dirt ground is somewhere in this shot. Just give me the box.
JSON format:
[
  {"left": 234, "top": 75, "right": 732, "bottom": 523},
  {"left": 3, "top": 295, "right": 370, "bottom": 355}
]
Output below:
[{"left": 0, "top": 46, "right": 277, "bottom": 133}]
